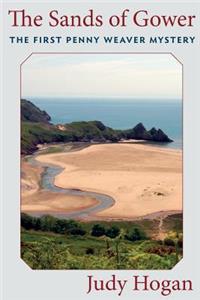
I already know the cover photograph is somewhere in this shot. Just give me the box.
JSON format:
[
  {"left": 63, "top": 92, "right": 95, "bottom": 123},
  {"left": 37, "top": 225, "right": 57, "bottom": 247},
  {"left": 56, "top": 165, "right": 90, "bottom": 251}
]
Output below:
[{"left": 1, "top": 0, "right": 200, "bottom": 299}]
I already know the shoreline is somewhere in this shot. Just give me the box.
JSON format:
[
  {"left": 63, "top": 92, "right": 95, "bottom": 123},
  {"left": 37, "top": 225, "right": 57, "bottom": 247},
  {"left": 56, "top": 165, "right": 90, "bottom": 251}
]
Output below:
[
  {"left": 23, "top": 209, "right": 182, "bottom": 223},
  {"left": 33, "top": 142, "right": 182, "bottom": 220},
  {"left": 35, "top": 139, "right": 182, "bottom": 153},
  {"left": 22, "top": 147, "right": 115, "bottom": 219}
]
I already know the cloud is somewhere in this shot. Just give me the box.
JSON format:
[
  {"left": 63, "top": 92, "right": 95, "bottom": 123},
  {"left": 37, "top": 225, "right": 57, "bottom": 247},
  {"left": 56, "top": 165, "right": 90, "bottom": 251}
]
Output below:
[{"left": 22, "top": 54, "right": 182, "bottom": 99}]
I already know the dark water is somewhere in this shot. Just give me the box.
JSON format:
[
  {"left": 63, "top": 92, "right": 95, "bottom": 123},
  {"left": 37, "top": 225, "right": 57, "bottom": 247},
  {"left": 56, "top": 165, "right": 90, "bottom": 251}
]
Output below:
[{"left": 29, "top": 97, "right": 182, "bottom": 149}]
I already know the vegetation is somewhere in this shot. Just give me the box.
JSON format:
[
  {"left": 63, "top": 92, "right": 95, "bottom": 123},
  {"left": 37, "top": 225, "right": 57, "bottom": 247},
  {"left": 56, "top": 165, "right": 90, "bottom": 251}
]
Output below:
[
  {"left": 105, "top": 226, "right": 120, "bottom": 238},
  {"left": 125, "top": 227, "right": 147, "bottom": 242},
  {"left": 21, "top": 99, "right": 173, "bottom": 155},
  {"left": 21, "top": 122, "right": 75, "bottom": 154},
  {"left": 21, "top": 120, "right": 121, "bottom": 155},
  {"left": 91, "top": 224, "right": 106, "bottom": 237},
  {"left": 21, "top": 213, "right": 183, "bottom": 270},
  {"left": 163, "top": 214, "right": 183, "bottom": 232}
]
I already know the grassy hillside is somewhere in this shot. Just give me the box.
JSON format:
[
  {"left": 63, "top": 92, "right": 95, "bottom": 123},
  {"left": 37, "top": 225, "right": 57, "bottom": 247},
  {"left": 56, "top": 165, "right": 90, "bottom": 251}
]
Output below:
[
  {"left": 21, "top": 122, "right": 75, "bottom": 154},
  {"left": 21, "top": 100, "right": 173, "bottom": 154},
  {"left": 21, "top": 213, "right": 182, "bottom": 270},
  {"left": 64, "top": 121, "right": 121, "bottom": 142}
]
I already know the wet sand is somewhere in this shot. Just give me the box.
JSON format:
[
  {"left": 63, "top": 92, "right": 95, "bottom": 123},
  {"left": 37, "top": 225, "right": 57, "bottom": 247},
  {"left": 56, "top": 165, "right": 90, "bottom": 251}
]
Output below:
[
  {"left": 21, "top": 160, "right": 99, "bottom": 215},
  {"left": 22, "top": 190, "right": 99, "bottom": 214}
]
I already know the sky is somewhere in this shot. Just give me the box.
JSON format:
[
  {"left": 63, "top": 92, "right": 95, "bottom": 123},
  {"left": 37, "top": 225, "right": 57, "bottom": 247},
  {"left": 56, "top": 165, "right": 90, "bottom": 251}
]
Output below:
[{"left": 22, "top": 53, "right": 182, "bottom": 100}]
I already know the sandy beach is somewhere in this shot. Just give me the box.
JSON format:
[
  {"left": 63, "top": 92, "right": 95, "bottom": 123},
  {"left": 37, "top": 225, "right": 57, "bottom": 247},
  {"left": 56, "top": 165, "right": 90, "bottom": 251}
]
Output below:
[
  {"left": 22, "top": 190, "right": 98, "bottom": 213},
  {"left": 35, "top": 143, "right": 182, "bottom": 219},
  {"left": 21, "top": 160, "right": 98, "bottom": 214}
]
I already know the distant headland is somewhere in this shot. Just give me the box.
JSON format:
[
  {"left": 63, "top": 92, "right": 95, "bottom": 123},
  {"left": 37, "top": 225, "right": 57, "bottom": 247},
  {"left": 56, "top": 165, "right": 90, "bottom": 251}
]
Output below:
[{"left": 21, "top": 99, "right": 173, "bottom": 155}]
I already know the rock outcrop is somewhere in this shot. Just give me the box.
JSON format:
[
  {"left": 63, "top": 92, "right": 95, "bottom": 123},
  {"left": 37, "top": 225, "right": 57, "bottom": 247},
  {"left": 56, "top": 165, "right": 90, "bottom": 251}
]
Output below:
[
  {"left": 21, "top": 99, "right": 51, "bottom": 123},
  {"left": 123, "top": 123, "right": 172, "bottom": 143},
  {"left": 149, "top": 128, "right": 173, "bottom": 142}
]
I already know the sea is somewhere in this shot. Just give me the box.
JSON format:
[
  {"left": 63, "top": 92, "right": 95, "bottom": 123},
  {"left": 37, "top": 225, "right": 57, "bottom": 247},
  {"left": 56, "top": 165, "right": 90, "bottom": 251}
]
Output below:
[{"left": 29, "top": 97, "right": 182, "bottom": 149}]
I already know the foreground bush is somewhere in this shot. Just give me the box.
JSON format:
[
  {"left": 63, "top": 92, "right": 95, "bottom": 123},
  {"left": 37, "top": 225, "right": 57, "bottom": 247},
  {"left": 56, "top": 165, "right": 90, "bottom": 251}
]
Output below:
[
  {"left": 21, "top": 238, "right": 180, "bottom": 270},
  {"left": 91, "top": 224, "right": 106, "bottom": 237},
  {"left": 164, "top": 238, "right": 175, "bottom": 247},
  {"left": 128, "top": 253, "right": 176, "bottom": 270},
  {"left": 105, "top": 226, "right": 120, "bottom": 238},
  {"left": 125, "top": 227, "right": 146, "bottom": 242},
  {"left": 21, "top": 213, "right": 85, "bottom": 236}
]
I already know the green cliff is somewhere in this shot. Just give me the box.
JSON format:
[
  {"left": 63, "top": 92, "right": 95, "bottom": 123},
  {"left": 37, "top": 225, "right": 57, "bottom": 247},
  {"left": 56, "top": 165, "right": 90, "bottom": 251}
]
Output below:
[{"left": 21, "top": 99, "right": 173, "bottom": 155}]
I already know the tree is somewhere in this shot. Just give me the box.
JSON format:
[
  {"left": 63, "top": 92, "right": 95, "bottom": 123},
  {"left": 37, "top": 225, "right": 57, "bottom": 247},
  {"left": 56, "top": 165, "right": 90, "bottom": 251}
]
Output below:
[
  {"left": 69, "top": 227, "right": 86, "bottom": 236},
  {"left": 163, "top": 238, "right": 175, "bottom": 247},
  {"left": 91, "top": 224, "right": 105, "bottom": 237},
  {"left": 125, "top": 227, "right": 146, "bottom": 242},
  {"left": 32, "top": 217, "right": 41, "bottom": 231},
  {"left": 21, "top": 213, "right": 35, "bottom": 230},
  {"left": 105, "top": 226, "right": 120, "bottom": 239},
  {"left": 39, "top": 215, "right": 57, "bottom": 232}
]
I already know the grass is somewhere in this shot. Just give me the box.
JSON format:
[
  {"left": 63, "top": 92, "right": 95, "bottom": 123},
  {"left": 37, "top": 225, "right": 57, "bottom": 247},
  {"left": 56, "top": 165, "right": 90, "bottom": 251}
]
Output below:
[
  {"left": 21, "top": 229, "right": 161, "bottom": 261},
  {"left": 21, "top": 215, "right": 183, "bottom": 270},
  {"left": 38, "top": 146, "right": 65, "bottom": 155}
]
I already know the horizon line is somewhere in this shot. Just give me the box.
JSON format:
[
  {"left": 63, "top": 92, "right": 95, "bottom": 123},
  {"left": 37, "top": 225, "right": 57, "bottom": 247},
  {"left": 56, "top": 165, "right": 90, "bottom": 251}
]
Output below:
[{"left": 23, "top": 96, "right": 182, "bottom": 101}]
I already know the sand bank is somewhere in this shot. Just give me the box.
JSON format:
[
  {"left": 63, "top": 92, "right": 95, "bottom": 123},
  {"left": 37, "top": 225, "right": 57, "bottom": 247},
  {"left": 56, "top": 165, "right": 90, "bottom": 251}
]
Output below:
[
  {"left": 36, "top": 143, "right": 182, "bottom": 218},
  {"left": 22, "top": 190, "right": 98, "bottom": 213},
  {"left": 21, "top": 160, "right": 98, "bottom": 214}
]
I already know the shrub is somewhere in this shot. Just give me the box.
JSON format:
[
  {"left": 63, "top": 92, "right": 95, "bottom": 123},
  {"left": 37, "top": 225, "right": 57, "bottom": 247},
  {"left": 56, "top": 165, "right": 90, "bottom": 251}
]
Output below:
[
  {"left": 32, "top": 217, "right": 41, "bottom": 231},
  {"left": 128, "top": 253, "right": 174, "bottom": 270},
  {"left": 91, "top": 224, "right": 105, "bottom": 237},
  {"left": 163, "top": 238, "right": 175, "bottom": 247},
  {"left": 21, "top": 213, "right": 35, "bottom": 230},
  {"left": 86, "top": 248, "right": 95, "bottom": 255},
  {"left": 54, "top": 219, "right": 79, "bottom": 234},
  {"left": 54, "top": 219, "right": 70, "bottom": 234},
  {"left": 39, "top": 215, "right": 57, "bottom": 232},
  {"left": 105, "top": 226, "right": 120, "bottom": 239},
  {"left": 125, "top": 227, "right": 146, "bottom": 242},
  {"left": 21, "top": 214, "right": 86, "bottom": 235},
  {"left": 146, "top": 245, "right": 175, "bottom": 256},
  {"left": 178, "top": 237, "right": 183, "bottom": 248},
  {"left": 69, "top": 227, "right": 86, "bottom": 236}
]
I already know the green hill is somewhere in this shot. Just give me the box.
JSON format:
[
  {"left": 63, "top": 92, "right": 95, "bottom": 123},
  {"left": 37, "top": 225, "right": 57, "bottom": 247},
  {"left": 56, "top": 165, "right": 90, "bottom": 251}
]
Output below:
[{"left": 21, "top": 99, "right": 173, "bottom": 155}]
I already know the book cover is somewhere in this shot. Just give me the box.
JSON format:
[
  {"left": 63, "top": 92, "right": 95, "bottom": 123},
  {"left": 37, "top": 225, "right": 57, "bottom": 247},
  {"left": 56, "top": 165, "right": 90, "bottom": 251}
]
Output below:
[{"left": 1, "top": 0, "right": 200, "bottom": 299}]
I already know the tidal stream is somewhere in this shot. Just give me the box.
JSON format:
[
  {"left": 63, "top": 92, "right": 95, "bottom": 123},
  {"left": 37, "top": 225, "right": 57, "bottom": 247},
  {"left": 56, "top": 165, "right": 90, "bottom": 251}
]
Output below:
[{"left": 28, "top": 144, "right": 115, "bottom": 219}]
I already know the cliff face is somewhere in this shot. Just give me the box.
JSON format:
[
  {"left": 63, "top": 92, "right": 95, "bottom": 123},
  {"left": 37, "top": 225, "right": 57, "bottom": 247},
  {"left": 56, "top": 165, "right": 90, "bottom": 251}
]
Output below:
[
  {"left": 21, "top": 99, "right": 51, "bottom": 123},
  {"left": 21, "top": 99, "right": 173, "bottom": 155}
]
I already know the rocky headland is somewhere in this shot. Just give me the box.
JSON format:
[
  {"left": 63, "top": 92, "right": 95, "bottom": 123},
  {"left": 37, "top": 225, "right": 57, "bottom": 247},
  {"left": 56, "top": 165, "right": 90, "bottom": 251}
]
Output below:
[{"left": 21, "top": 99, "right": 173, "bottom": 155}]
